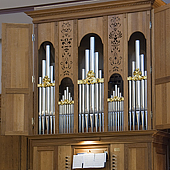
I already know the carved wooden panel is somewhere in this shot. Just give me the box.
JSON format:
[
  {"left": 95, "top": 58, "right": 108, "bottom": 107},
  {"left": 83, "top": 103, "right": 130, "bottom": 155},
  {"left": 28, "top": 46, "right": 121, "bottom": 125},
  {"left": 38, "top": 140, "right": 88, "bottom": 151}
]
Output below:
[
  {"left": 108, "top": 15, "right": 124, "bottom": 81},
  {"left": 2, "top": 23, "right": 33, "bottom": 135},
  {"left": 59, "top": 20, "right": 74, "bottom": 84},
  {"left": 154, "top": 5, "right": 170, "bottom": 129},
  {"left": 125, "top": 143, "right": 151, "bottom": 170},
  {"left": 33, "top": 146, "right": 57, "bottom": 170}
]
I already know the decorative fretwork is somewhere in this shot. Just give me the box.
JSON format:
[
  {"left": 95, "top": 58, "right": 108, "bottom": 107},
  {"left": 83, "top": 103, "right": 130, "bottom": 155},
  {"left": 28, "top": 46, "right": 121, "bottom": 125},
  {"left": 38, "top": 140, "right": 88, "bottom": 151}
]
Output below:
[
  {"left": 60, "top": 21, "right": 73, "bottom": 77},
  {"left": 108, "top": 16, "right": 123, "bottom": 72}
]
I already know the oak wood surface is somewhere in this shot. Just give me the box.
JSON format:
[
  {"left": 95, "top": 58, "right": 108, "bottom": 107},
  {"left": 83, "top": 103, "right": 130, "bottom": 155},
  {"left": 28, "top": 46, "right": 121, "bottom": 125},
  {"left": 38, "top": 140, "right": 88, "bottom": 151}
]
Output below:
[
  {"left": 26, "top": 0, "right": 153, "bottom": 24},
  {"left": 154, "top": 5, "right": 170, "bottom": 129},
  {"left": 2, "top": 23, "right": 33, "bottom": 135}
]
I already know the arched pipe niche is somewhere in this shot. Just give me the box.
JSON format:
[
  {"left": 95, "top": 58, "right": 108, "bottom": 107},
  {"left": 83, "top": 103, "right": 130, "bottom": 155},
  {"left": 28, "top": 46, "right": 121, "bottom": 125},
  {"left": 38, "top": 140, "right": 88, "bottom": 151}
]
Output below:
[
  {"left": 78, "top": 33, "right": 104, "bottom": 133},
  {"left": 128, "top": 32, "right": 148, "bottom": 131},
  {"left": 108, "top": 74, "right": 124, "bottom": 132},
  {"left": 37, "top": 41, "right": 55, "bottom": 135},
  {"left": 59, "top": 77, "right": 74, "bottom": 134}
]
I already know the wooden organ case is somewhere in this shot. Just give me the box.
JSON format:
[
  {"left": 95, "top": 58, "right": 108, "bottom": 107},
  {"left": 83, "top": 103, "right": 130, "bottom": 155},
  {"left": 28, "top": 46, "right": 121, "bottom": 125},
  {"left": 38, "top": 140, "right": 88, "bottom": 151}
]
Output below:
[{"left": 1, "top": 0, "right": 170, "bottom": 170}]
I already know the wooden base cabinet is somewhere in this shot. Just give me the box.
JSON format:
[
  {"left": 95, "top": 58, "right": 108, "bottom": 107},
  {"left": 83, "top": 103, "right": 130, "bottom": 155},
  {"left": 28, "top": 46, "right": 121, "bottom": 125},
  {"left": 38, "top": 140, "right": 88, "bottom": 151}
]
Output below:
[{"left": 27, "top": 131, "right": 169, "bottom": 170}]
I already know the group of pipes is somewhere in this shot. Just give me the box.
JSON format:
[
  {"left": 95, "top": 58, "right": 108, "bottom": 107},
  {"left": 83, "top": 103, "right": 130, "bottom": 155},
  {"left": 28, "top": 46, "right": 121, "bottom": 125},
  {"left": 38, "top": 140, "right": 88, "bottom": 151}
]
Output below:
[
  {"left": 59, "top": 87, "right": 74, "bottom": 133},
  {"left": 78, "top": 37, "right": 104, "bottom": 133},
  {"left": 38, "top": 45, "right": 55, "bottom": 134},
  {"left": 128, "top": 40, "right": 147, "bottom": 130},
  {"left": 37, "top": 40, "right": 148, "bottom": 134},
  {"left": 108, "top": 85, "right": 124, "bottom": 131}
]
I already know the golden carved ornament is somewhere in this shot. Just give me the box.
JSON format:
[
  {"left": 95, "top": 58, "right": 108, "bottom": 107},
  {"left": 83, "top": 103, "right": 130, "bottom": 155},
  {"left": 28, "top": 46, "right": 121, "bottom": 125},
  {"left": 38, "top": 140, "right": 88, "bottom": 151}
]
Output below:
[
  {"left": 38, "top": 76, "right": 55, "bottom": 88},
  {"left": 107, "top": 96, "right": 124, "bottom": 102},
  {"left": 127, "top": 68, "right": 147, "bottom": 81},
  {"left": 77, "top": 70, "right": 104, "bottom": 85},
  {"left": 58, "top": 99, "right": 74, "bottom": 105}
]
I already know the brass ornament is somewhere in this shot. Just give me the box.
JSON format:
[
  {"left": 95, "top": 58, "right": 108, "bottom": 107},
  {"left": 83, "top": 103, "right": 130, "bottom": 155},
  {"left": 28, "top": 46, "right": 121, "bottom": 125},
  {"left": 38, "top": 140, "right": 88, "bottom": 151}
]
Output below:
[
  {"left": 38, "top": 76, "right": 55, "bottom": 88},
  {"left": 77, "top": 70, "right": 104, "bottom": 85},
  {"left": 107, "top": 96, "right": 124, "bottom": 102},
  {"left": 58, "top": 99, "right": 74, "bottom": 105},
  {"left": 127, "top": 68, "right": 147, "bottom": 81}
]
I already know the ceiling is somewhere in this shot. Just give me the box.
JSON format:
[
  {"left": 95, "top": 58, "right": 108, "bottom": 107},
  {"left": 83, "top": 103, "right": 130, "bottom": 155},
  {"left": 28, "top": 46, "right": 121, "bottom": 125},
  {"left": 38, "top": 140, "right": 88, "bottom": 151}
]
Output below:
[{"left": 163, "top": 0, "right": 170, "bottom": 3}]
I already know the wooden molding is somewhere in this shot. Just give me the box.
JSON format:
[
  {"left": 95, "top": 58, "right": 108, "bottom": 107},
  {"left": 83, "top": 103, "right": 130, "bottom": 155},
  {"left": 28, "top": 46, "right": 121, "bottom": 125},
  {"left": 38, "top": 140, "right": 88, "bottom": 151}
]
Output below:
[
  {"left": 155, "top": 76, "right": 170, "bottom": 85},
  {"left": 152, "top": 131, "right": 170, "bottom": 145},
  {"left": 153, "top": 0, "right": 166, "bottom": 9},
  {"left": 26, "top": 0, "right": 154, "bottom": 24}
]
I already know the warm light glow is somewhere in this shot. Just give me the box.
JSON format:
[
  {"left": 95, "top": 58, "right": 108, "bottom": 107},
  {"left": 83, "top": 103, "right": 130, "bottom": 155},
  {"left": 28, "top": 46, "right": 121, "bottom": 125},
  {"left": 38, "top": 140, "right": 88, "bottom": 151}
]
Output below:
[{"left": 80, "top": 141, "right": 99, "bottom": 145}]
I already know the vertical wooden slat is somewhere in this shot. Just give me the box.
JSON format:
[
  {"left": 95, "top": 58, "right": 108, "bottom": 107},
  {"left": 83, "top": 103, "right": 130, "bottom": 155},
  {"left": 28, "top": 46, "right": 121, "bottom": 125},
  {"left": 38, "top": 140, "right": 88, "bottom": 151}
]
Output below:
[
  {"left": 103, "top": 16, "right": 108, "bottom": 131},
  {"left": 34, "top": 24, "right": 38, "bottom": 135},
  {"left": 124, "top": 13, "right": 128, "bottom": 131},
  {"left": 73, "top": 19, "right": 78, "bottom": 133},
  {"left": 55, "top": 22, "right": 59, "bottom": 134}
]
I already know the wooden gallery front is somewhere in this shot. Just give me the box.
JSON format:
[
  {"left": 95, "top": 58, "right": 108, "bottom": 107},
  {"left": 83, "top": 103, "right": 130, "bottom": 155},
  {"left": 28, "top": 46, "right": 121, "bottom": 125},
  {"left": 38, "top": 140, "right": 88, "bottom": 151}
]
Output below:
[{"left": 1, "top": 0, "right": 170, "bottom": 169}]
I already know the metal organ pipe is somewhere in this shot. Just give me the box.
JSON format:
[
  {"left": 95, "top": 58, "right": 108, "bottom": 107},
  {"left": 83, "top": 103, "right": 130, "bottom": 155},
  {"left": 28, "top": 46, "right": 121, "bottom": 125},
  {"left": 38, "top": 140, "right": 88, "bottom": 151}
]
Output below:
[
  {"left": 59, "top": 87, "right": 74, "bottom": 134},
  {"left": 38, "top": 45, "right": 55, "bottom": 135},
  {"left": 128, "top": 40, "right": 148, "bottom": 131},
  {"left": 39, "top": 77, "right": 42, "bottom": 134},
  {"left": 78, "top": 37, "right": 104, "bottom": 133},
  {"left": 108, "top": 84, "right": 124, "bottom": 132}
]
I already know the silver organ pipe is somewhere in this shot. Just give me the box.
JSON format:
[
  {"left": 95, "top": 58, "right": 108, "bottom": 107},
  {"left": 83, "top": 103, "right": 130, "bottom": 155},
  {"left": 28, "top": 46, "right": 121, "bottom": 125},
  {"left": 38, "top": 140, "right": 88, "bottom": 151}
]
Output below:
[
  {"left": 38, "top": 45, "right": 55, "bottom": 135},
  {"left": 128, "top": 40, "right": 148, "bottom": 131},
  {"left": 78, "top": 37, "right": 104, "bottom": 133},
  {"left": 82, "top": 69, "right": 86, "bottom": 133},
  {"left": 38, "top": 77, "right": 42, "bottom": 135},
  {"left": 132, "top": 61, "right": 136, "bottom": 130},
  {"left": 108, "top": 85, "right": 124, "bottom": 132},
  {"left": 58, "top": 87, "right": 74, "bottom": 134}
]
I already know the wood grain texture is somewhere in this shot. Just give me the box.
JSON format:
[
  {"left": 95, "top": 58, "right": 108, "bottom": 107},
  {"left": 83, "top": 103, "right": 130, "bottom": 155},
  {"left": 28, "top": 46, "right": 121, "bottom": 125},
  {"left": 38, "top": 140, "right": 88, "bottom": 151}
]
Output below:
[
  {"left": 110, "top": 144, "right": 124, "bottom": 170},
  {"left": 155, "top": 82, "right": 170, "bottom": 127},
  {"left": 155, "top": 5, "right": 170, "bottom": 128},
  {"left": 58, "top": 20, "right": 74, "bottom": 84},
  {"left": 78, "top": 17, "right": 104, "bottom": 46},
  {"left": 73, "top": 19, "right": 78, "bottom": 133},
  {"left": 153, "top": 144, "right": 167, "bottom": 170},
  {"left": 103, "top": 16, "right": 108, "bottom": 132},
  {"left": 38, "top": 22, "right": 56, "bottom": 49},
  {"left": 108, "top": 14, "right": 124, "bottom": 80},
  {"left": 33, "top": 146, "right": 57, "bottom": 170},
  {"left": 26, "top": 0, "right": 153, "bottom": 24},
  {"left": 123, "top": 14, "right": 128, "bottom": 131},
  {"left": 0, "top": 136, "right": 21, "bottom": 170},
  {"left": 2, "top": 23, "right": 33, "bottom": 135},
  {"left": 58, "top": 145, "right": 72, "bottom": 170},
  {"left": 27, "top": 130, "right": 169, "bottom": 170},
  {"left": 125, "top": 143, "right": 151, "bottom": 170}
]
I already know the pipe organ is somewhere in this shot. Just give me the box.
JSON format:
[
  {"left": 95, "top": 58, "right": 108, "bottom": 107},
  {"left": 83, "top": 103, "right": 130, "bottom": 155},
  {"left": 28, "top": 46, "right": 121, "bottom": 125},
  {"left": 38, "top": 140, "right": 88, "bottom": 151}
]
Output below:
[
  {"left": 38, "top": 45, "right": 55, "bottom": 134},
  {"left": 78, "top": 37, "right": 104, "bottom": 133},
  {"left": 58, "top": 87, "right": 74, "bottom": 133},
  {"left": 2, "top": 0, "right": 170, "bottom": 170},
  {"left": 128, "top": 40, "right": 148, "bottom": 131},
  {"left": 108, "top": 85, "right": 124, "bottom": 132}
]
